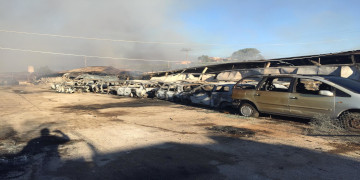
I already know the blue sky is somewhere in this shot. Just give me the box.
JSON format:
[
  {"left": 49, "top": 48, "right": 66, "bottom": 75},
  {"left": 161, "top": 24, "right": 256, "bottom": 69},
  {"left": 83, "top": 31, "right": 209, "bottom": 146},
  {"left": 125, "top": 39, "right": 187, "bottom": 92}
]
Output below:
[{"left": 174, "top": 0, "right": 360, "bottom": 58}]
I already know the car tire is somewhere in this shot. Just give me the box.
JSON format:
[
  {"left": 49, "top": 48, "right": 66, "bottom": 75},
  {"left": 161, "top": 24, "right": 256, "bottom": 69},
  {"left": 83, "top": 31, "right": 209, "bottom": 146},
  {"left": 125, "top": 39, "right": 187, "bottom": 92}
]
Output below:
[
  {"left": 240, "top": 103, "right": 259, "bottom": 117},
  {"left": 339, "top": 112, "right": 360, "bottom": 132}
]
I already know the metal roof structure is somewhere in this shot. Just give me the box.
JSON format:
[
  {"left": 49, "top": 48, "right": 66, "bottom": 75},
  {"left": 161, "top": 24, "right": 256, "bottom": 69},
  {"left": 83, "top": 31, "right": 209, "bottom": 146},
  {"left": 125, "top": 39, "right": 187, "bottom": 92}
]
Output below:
[{"left": 149, "top": 50, "right": 360, "bottom": 76}]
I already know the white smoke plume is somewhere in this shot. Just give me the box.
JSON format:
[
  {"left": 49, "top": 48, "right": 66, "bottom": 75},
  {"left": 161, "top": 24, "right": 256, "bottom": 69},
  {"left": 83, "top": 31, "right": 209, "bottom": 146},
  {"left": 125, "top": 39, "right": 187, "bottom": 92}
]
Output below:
[{"left": 0, "top": 0, "right": 191, "bottom": 72}]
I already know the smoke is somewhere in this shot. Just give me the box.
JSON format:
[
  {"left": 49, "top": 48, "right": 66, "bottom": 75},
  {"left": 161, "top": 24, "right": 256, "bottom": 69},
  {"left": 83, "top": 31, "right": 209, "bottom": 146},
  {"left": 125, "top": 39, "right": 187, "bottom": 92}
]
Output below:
[
  {"left": 0, "top": 0, "right": 191, "bottom": 72},
  {"left": 2, "top": 0, "right": 358, "bottom": 73}
]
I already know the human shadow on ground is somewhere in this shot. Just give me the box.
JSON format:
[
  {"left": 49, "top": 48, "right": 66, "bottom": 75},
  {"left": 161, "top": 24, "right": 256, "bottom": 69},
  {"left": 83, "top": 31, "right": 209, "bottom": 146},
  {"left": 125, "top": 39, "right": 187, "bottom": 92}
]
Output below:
[{"left": 0, "top": 128, "right": 70, "bottom": 179}]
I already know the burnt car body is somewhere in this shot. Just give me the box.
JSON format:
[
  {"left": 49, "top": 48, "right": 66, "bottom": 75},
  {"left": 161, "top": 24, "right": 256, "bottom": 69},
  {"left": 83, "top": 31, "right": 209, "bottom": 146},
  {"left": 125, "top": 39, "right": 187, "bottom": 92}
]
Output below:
[
  {"left": 187, "top": 83, "right": 235, "bottom": 108},
  {"left": 164, "top": 84, "right": 177, "bottom": 101},
  {"left": 232, "top": 74, "right": 360, "bottom": 131},
  {"left": 117, "top": 81, "right": 159, "bottom": 97},
  {"left": 172, "top": 83, "right": 202, "bottom": 102},
  {"left": 117, "top": 82, "right": 141, "bottom": 97},
  {"left": 52, "top": 73, "right": 121, "bottom": 93},
  {"left": 156, "top": 83, "right": 175, "bottom": 100}
]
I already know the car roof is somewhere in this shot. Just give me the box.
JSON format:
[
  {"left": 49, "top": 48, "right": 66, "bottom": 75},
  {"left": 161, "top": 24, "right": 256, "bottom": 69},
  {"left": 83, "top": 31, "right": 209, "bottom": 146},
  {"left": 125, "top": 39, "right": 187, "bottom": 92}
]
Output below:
[
  {"left": 244, "top": 74, "right": 343, "bottom": 81},
  {"left": 199, "top": 82, "right": 236, "bottom": 86}
]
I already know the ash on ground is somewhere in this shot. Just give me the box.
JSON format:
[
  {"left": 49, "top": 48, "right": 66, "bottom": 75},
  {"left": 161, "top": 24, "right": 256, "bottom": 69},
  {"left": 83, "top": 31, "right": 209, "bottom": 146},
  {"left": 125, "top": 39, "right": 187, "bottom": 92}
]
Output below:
[{"left": 206, "top": 126, "right": 255, "bottom": 137}]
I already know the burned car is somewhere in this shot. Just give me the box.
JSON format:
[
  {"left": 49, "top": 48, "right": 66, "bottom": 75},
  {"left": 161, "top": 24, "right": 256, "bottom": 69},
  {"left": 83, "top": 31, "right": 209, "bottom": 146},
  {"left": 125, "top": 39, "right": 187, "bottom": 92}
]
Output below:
[
  {"left": 117, "top": 81, "right": 159, "bottom": 98},
  {"left": 140, "top": 81, "right": 161, "bottom": 98},
  {"left": 156, "top": 83, "right": 175, "bottom": 100},
  {"left": 184, "top": 83, "right": 235, "bottom": 109},
  {"left": 51, "top": 73, "right": 121, "bottom": 93},
  {"left": 163, "top": 84, "right": 178, "bottom": 101},
  {"left": 172, "top": 83, "right": 202, "bottom": 102},
  {"left": 232, "top": 75, "right": 360, "bottom": 131}
]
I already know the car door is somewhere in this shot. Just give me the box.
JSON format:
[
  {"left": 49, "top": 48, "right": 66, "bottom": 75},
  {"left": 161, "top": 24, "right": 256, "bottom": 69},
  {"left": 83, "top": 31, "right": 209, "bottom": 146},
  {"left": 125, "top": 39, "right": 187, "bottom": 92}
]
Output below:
[
  {"left": 288, "top": 78, "right": 335, "bottom": 118},
  {"left": 190, "top": 85, "right": 213, "bottom": 106},
  {"left": 211, "top": 85, "right": 233, "bottom": 108},
  {"left": 157, "top": 84, "right": 169, "bottom": 99},
  {"left": 254, "top": 77, "right": 293, "bottom": 115}
]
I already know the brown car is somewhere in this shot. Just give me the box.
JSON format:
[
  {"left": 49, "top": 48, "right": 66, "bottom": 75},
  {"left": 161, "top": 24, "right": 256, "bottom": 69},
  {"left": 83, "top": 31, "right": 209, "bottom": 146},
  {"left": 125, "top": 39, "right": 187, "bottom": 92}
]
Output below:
[{"left": 232, "top": 75, "right": 360, "bottom": 131}]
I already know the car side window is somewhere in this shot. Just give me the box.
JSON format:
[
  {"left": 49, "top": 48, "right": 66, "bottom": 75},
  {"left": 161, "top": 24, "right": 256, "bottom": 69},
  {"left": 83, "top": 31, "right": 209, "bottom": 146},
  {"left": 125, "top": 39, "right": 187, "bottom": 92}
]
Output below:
[
  {"left": 259, "top": 77, "right": 292, "bottom": 92},
  {"left": 335, "top": 88, "right": 351, "bottom": 97},
  {"left": 169, "top": 85, "right": 176, "bottom": 91},
  {"left": 215, "top": 86, "right": 223, "bottom": 91},
  {"left": 183, "top": 86, "right": 192, "bottom": 92},
  {"left": 235, "top": 77, "right": 262, "bottom": 90},
  {"left": 214, "top": 86, "right": 231, "bottom": 92},
  {"left": 296, "top": 78, "right": 333, "bottom": 95},
  {"left": 202, "top": 85, "right": 214, "bottom": 91}
]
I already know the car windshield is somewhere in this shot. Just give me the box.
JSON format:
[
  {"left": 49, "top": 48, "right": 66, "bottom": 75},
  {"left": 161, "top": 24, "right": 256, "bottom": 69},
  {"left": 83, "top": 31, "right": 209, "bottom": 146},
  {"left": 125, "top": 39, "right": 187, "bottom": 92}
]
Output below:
[{"left": 325, "top": 77, "right": 360, "bottom": 94}]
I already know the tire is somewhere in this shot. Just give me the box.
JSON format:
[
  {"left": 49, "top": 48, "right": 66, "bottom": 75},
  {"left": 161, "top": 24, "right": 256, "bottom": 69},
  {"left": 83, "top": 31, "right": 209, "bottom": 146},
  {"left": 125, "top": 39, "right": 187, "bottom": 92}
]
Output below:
[
  {"left": 339, "top": 112, "right": 360, "bottom": 132},
  {"left": 240, "top": 103, "right": 259, "bottom": 117}
]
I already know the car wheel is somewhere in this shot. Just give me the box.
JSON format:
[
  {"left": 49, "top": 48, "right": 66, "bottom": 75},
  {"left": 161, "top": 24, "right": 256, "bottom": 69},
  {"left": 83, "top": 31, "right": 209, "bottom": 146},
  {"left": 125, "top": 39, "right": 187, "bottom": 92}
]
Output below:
[
  {"left": 339, "top": 112, "right": 360, "bottom": 132},
  {"left": 240, "top": 103, "right": 259, "bottom": 117}
]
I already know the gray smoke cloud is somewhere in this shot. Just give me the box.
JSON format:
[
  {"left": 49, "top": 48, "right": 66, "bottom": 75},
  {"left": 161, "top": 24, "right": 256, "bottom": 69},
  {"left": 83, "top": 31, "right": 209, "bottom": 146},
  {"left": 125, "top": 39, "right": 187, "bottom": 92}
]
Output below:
[{"left": 0, "top": 0, "right": 192, "bottom": 72}]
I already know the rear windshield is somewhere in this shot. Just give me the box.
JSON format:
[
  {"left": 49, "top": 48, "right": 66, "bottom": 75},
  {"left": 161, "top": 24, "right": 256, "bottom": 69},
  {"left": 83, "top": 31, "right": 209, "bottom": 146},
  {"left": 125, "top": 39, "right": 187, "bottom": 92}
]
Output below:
[{"left": 326, "top": 77, "right": 360, "bottom": 94}]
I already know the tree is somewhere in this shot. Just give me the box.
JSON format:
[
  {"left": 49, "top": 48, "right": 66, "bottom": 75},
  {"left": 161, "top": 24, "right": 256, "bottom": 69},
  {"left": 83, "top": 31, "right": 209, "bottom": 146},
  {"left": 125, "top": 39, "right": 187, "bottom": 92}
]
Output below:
[
  {"left": 230, "top": 48, "right": 264, "bottom": 62},
  {"left": 198, "top": 55, "right": 211, "bottom": 63}
]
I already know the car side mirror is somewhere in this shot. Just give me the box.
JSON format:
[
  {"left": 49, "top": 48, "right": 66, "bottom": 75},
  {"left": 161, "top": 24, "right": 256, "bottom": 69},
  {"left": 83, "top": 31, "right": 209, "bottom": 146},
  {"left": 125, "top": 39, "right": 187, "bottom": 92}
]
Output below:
[{"left": 319, "top": 90, "right": 334, "bottom": 97}]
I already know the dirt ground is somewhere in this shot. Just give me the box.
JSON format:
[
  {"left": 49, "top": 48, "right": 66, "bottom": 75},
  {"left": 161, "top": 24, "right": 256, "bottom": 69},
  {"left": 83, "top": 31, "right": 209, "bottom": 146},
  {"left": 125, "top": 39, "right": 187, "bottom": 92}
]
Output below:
[{"left": 1, "top": 85, "right": 360, "bottom": 179}]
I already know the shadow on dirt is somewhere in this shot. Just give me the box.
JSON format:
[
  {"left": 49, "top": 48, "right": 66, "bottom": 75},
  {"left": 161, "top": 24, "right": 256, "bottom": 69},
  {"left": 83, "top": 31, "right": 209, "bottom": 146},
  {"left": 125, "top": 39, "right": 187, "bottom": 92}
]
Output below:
[
  {"left": 2, "top": 130, "right": 360, "bottom": 179},
  {"left": 57, "top": 104, "right": 132, "bottom": 117},
  {"left": 57, "top": 99, "right": 171, "bottom": 117},
  {"left": 12, "top": 89, "right": 53, "bottom": 94},
  {"left": 0, "top": 127, "right": 17, "bottom": 141},
  {"left": 0, "top": 128, "right": 70, "bottom": 179},
  {"left": 262, "top": 114, "right": 311, "bottom": 124}
]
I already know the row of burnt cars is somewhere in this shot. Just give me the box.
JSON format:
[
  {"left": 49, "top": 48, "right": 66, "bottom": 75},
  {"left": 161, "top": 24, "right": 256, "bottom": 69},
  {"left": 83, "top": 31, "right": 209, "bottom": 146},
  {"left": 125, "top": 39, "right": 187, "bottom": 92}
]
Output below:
[
  {"left": 49, "top": 72, "right": 360, "bottom": 131},
  {"left": 50, "top": 73, "right": 235, "bottom": 109}
]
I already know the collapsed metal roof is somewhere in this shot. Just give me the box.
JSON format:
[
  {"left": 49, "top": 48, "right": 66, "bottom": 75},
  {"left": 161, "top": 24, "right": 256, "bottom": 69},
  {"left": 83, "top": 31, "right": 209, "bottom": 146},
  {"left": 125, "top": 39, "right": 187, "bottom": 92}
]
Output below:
[{"left": 150, "top": 50, "right": 360, "bottom": 76}]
